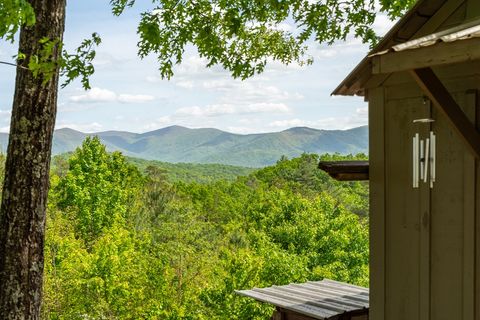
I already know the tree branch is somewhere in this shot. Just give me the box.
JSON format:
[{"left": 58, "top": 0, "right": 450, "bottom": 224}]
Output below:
[{"left": 0, "top": 61, "right": 28, "bottom": 70}]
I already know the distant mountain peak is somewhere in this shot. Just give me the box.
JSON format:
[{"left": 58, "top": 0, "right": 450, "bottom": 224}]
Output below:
[
  {"left": 283, "top": 127, "right": 319, "bottom": 133},
  {"left": 56, "top": 127, "right": 83, "bottom": 134},
  {"left": 138, "top": 125, "right": 191, "bottom": 138},
  {"left": 0, "top": 126, "right": 369, "bottom": 166}
]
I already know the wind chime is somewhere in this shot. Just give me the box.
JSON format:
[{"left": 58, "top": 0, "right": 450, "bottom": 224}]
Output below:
[{"left": 412, "top": 119, "right": 436, "bottom": 189}]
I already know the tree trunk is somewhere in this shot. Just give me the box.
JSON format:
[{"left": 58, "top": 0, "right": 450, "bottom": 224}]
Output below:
[{"left": 0, "top": 1, "right": 66, "bottom": 319}]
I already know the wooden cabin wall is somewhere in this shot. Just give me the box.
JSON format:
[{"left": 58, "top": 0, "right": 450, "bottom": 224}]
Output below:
[
  {"left": 367, "top": 62, "right": 480, "bottom": 320},
  {"left": 466, "top": 0, "right": 480, "bottom": 19}
]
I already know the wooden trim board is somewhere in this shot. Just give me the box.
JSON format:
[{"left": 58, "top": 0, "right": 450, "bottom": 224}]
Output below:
[{"left": 372, "top": 37, "right": 480, "bottom": 75}]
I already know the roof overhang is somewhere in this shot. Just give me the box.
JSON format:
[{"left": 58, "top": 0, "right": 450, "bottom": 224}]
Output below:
[
  {"left": 332, "top": 0, "right": 459, "bottom": 96},
  {"left": 371, "top": 18, "right": 480, "bottom": 74}
]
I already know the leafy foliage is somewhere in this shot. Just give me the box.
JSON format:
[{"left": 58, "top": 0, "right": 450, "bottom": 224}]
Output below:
[
  {"left": 111, "top": 0, "right": 405, "bottom": 79},
  {"left": 38, "top": 138, "right": 369, "bottom": 319},
  {"left": 0, "top": 0, "right": 35, "bottom": 42},
  {"left": 112, "top": 0, "right": 415, "bottom": 80},
  {"left": 2, "top": 0, "right": 416, "bottom": 86},
  {"left": 55, "top": 137, "right": 143, "bottom": 244},
  {"left": 60, "top": 33, "right": 102, "bottom": 89}
]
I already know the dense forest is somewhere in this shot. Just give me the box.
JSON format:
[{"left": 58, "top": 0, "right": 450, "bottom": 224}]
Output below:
[{"left": 0, "top": 137, "right": 369, "bottom": 319}]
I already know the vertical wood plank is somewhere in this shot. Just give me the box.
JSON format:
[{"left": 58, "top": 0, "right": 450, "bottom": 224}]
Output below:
[
  {"left": 419, "top": 100, "right": 432, "bottom": 320},
  {"left": 463, "top": 90, "right": 476, "bottom": 320},
  {"left": 368, "top": 87, "right": 385, "bottom": 320},
  {"left": 384, "top": 95, "right": 425, "bottom": 320},
  {"left": 430, "top": 93, "right": 466, "bottom": 320},
  {"left": 474, "top": 88, "right": 480, "bottom": 320},
  {"left": 466, "top": 0, "right": 480, "bottom": 19}
]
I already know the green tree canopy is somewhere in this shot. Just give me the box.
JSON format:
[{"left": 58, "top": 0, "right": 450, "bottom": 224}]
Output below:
[{"left": 56, "top": 136, "right": 143, "bottom": 244}]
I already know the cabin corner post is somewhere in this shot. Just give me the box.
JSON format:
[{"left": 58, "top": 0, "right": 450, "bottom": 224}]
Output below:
[
  {"left": 368, "top": 87, "right": 386, "bottom": 320},
  {"left": 474, "top": 88, "right": 480, "bottom": 320},
  {"left": 410, "top": 68, "right": 480, "bottom": 160}
]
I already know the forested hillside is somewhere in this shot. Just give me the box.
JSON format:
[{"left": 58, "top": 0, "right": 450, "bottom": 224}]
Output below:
[
  {"left": 1, "top": 138, "right": 369, "bottom": 319},
  {"left": 52, "top": 154, "right": 256, "bottom": 184}
]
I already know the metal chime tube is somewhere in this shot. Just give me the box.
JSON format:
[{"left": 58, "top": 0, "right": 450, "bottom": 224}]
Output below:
[
  {"left": 413, "top": 136, "right": 416, "bottom": 188},
  {"left": 420, "top": 139, "right": 424, "bottom": 181},
  {"left": 413, "top": 133, "right": 419, "bottom": 188},
  {"left": 412, "top": 117, "right": 436, "bottom": 189},
  {"left": 424, "top": 138, "right": 430, "bottom": 183},
  {"left": 431, "top": 132, "right": 436, "bottom": 182}
]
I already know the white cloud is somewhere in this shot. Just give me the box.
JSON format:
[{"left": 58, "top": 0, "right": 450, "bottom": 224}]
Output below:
[
  {"left": 70, "top": 87, "right": 117, "bottom": 103},
  {"left": 175, "top": 80, "right": 195, "bottom": 89},
  {"left": 243, "top": 103, "right": 290, "bottom": 114},
  {"left": 118, "top": 94, "right": 155, "bottom": 103},
  {"left": 220, "top": 84, "right": 303, "bottom": 104},
  {"left": 148, "top": 52, "right": 305, "bottom": 88},
  {"left": 226, "top": 126, "right": 268, "bottom": 134},
  {"left": 314, "top": 48, "right": 338, "bottom": 58},
  {"left": 146, "top": 76, "right": 160, "bottom": 83},
  {"left": 176, "top": 103, "right": 290, "bottom": 117},
  {"left": 269, "top": 119, "right": 308, "bottom": 128},
  {"left": 373, "top": 13, "right": 396, "bottom": 36},
  {"left": 90, "top": 52, "right": 128, "bottom": 69},
  {"left": 275, "top": 22, "right": 294, "bottom": 32},
  {"left": 69, "top": 87, "right": 155, "bottom": 104},
  {"left": 176, "top": 105, "right": 236, "bottom": 117},
  {"left": 0, "top": 109, "right": 11, "bottom": 117},
  {"left": 0, "top": 126, "right": 10, "bottom": 133},
  {"left": 268, "top": 106, "right": 368, "bottom": 130},
  {"left": 142, "top": 116, "right": 172, "bottom": 131},
  {"left": 356, "top": 106, "right": 368, "bottom": 116},
  {"left": 238, "top": 118, "right": 261, "bottom": 125}
]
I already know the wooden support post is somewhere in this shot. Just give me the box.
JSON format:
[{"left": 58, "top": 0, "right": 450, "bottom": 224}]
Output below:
[{"left": 410, "top": 68, "right": 480, "bottom": 159}]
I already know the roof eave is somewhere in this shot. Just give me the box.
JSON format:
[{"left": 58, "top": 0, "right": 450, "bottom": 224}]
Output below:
[{"left": 332, "top": 0, "right": 446, "bottom": 96}]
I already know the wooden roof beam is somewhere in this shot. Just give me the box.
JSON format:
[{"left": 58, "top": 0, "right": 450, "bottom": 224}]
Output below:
[
  {"left": 371, "top": 37, "right": 480, "bottom": 75},
  {"left": 410, "top": 67, "right": 480, "bottom": 159}
]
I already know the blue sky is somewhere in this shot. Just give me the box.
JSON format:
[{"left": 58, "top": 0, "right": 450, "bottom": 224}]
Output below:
[{"left": 0, "top": 1, "right": 394, "bottom": 134}]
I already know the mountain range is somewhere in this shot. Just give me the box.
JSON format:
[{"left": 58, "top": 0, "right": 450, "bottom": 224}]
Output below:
[{"left": 0, "top": 125, "right": 368, "bottom": 167}]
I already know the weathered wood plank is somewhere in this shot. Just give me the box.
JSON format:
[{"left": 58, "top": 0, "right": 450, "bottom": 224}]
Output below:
[
  {"left": 430, "top": 93, "right": 465, "bottom": 319},
  {"left": 419, "top": 100, "right": 431, "bottom": 320},
  {"left": 410, "top": 67, "right": 480, "bottom": 159},
  {"left": 413, "top": 0, "right": 465, "bottom": 38},
  {"left": 473, "top": 87, "right": 480, "bottom": 320},
  {"left": 467, "top": 0, "right": 480, "bottom": 19},
  {"left": 372, "top": 37, "right": 480, "bottom": 75},
  {"left": 463, "top": 90, "right": 476, "bottom": 320},
  {"left": 475, "top": 87, "right": 480, "bottom": 320},
  {"left": 385, "top": 96, "right": 426, "bottom": 320}
]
